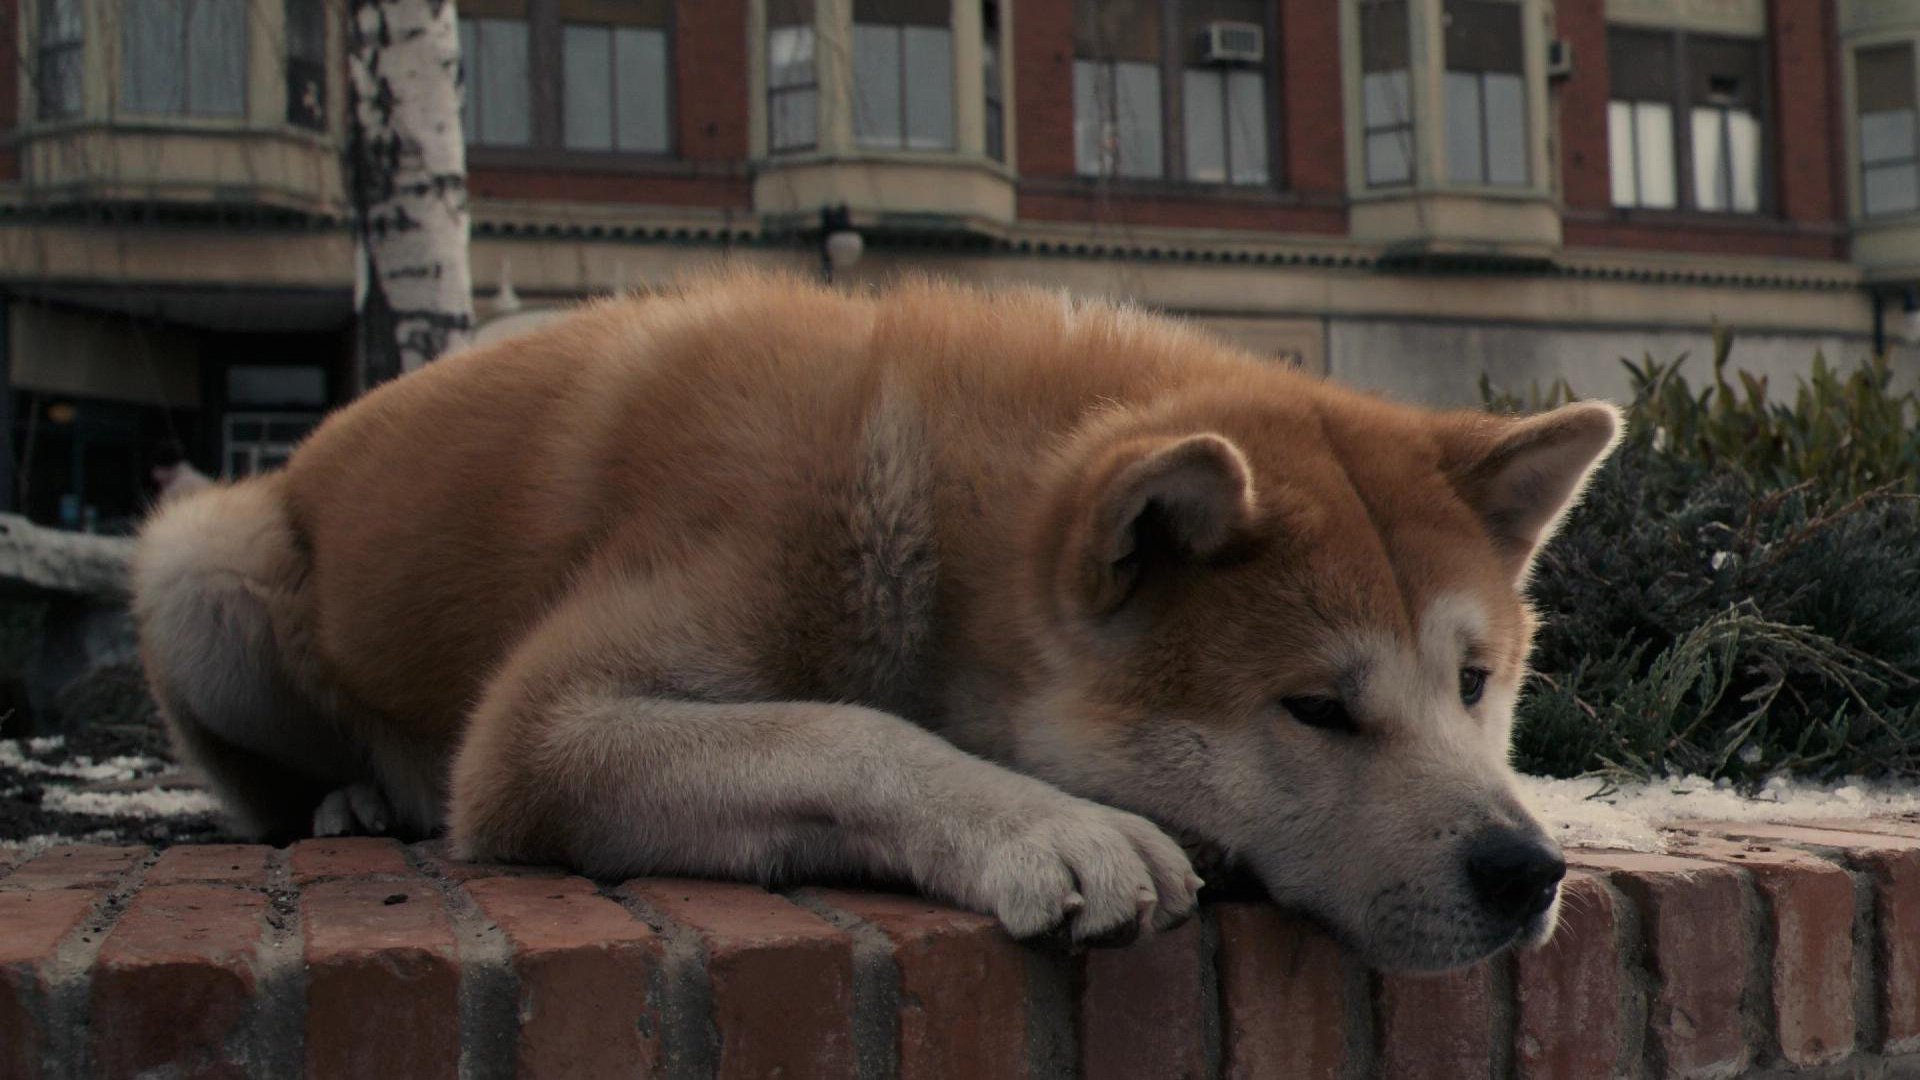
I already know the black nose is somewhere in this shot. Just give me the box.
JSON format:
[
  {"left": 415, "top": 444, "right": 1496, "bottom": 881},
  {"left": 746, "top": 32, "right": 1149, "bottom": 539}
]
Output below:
[{"left": 1466, "top": 830, "right": 1566, "bottom": 924}]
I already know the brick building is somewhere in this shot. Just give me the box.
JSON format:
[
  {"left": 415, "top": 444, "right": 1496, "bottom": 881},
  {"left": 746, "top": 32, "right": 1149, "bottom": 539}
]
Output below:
[{"left": 0, "top": 0, "right": 1913, "bottom": 530}]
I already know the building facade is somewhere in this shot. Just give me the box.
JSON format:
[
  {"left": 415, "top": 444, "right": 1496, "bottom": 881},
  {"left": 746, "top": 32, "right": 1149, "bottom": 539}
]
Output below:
[{"left": 0, "top": 0, "right": 1914, "bottom": 530}]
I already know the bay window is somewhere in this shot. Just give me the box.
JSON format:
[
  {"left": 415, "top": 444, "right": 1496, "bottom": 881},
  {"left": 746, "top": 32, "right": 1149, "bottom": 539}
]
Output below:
[
  {"left": 122, "top": 0, "right": 246, "bottom": 117},
  {"left": 37, "top": 0, "right": 83, "bottom": 120},
  {"left": 286, "top": 0, "right": 327, "bottom": 130},
  {"left": 1361, "top": 0, "right": 1413, "bottom": 186},
  {"left": 767, "top": 1, "right": 817, "bottom": 152},
  {"left": 853, "top": 0, "right": 954, "bottom": 151}
]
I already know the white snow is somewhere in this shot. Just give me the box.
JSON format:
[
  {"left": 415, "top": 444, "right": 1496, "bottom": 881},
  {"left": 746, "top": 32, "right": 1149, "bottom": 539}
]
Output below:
[
  {"left": 41, "top": 787, "right": 221, "bottom": 820},
  {"left": 0, "top": 740, "right": 161, "bottom": 782},
  {"left": 1520, "top": 772, "right": 1920, "bottom": 853}
]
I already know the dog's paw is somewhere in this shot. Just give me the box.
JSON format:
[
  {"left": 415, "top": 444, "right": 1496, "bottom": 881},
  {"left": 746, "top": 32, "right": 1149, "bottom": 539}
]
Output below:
[
  {"left": 312, "top": 781, "right": 394, "bottom": 837},
  {"left": 970, "top": 799, "right": 1200, "bottom": 944}
]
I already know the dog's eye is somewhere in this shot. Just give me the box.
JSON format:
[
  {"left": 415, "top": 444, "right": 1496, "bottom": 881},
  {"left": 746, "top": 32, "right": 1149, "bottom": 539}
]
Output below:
[
  {"left": 1459, "top": 667, "right": 1489, "bottom": 707},
  {"left": 1282, "top": 696, "right": 1356, "bottom": 734}
]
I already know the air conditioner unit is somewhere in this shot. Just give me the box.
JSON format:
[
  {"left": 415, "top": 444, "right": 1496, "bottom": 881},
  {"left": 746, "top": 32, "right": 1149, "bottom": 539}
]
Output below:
[
  {"left": 1202, "top": 21, "right": 1263, "bottom": 65},
  {"left": 1546, "top": 38, "right": 1573, "bottom": 79}
]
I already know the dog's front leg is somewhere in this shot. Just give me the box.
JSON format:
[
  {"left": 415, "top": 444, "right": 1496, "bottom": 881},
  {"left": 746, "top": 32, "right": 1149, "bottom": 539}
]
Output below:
[{"left": 449, "top": 687, "right": 1199, "bottom": 942}]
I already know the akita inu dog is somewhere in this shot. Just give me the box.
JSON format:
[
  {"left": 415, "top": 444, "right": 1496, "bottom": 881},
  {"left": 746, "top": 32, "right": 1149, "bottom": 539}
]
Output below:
[{"left": 133, "top": 273, "right": 1618, "bottom": 970}]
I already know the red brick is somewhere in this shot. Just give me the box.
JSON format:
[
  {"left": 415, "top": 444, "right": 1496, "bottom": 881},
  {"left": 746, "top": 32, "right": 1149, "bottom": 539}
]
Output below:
[
  {"left": 466, "top": 875, "right": 662, "bottom": 1079},
  {"left": 1078, "top": 919, "right": 1209, "bottom": 1080},
  {"left": 675, "top": 0, "right": 748, "bottom": 162},
  {"left": 804, "top": 889, "right": 1027, "bottom": 1080},
  {"left": 289, "top": 837, "right": 411, "bottom": 884},
  {"left": 1215, "top": 904, "right": 1347, "bottom": 1080},
  {"left": 0, "top": 889, "right": 103, "bottom": 1079},
  {"left": 1515, "top": 872, "right": 1621, "bottom": 1080},
  {"left": 1670, "top": 835, "right": 1854, "bottom": 1066},
  {"left": 1378, "top": 962, "right": 1494, "bottom": 1080},
  {"left": 1769, "top": 0, "right": 1842, "bottom": 225},
  {"left": 622, "top": 879, "right": 854, "bottom": 1080},
  {"left": 1575, "top": 850, "right": 1752, "bottom": 1077},
  {"left": 1554, "top": 0, "right": 1611, "bottom": 212},
  {"left": 302, "top": 878, "right": 460, "bottom": 1080},
  {"left": 90, "top": 884, "right": 268, "bottom": 1080},
  {"left": 1692, "top": 823, "right": 1920, "bottom": 1050},
  {"left": 410, "top": 839, "right": 566, "bottom": 883},
  {"left": 145, "top": 844, "right": 272, "bottom": 888},
  {"left": 1279, "top": 0, "right": 1346, "bottom": 195},
  {"left": 1012, "top": 0, "right": 1075, "bottom": 177},
  {"left": 3, "top": 845, "right": 146, "bottom": 889}
]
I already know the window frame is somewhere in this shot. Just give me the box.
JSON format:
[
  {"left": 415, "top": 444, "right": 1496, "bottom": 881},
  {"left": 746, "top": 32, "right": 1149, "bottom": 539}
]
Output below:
[
  {"left": 1072, "top": 0, "right": 1282, "bottom": 189},
  {"left": 561, "top": 21, "right": 674, "bottom": 154},
  {"left": 1854, "top": 40, "right": 1920, "bottom": 221},
  {"left": 1359, "top": 0, "right": 1415, "bottom": 188},
  {"left": 1604, "top": 24, "right": 1772, "bottom": 217},
  {"left": 766, "top": 14, "right": 819, "bottom": 154},
  {"left": 1440, "top": 0, "right": 1528, "bottom": 189},
  {"left": 460, "top": 15, "right": 534, "bottom": 147},
  {"left": 851, "top": 19, "right": 957, "bottom": 151}
]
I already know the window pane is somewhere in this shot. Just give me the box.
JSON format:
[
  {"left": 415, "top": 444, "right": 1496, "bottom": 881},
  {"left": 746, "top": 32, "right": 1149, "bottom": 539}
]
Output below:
[
  {"left": 1862, "top": 109, "right": 1918, "bottom": 166},
  {"left": 1864, "top": 162, "right": 1920, "bottom": 216},
  {"left": 123, "top": 0, "right": 185, "bottom": 113},
  {"left": 853, "top": 24, "right": 903, "bottom": 147},
  {"left": 1692, "top": 107, "right": 1726, "bottom": 210},
  {"left": 1445, "top": 70, "right": 1484, "bottom": 183},
  {"left": 1726, "top": 107, "right": 1759, "bottom": 211},
  {"left": 771, "top": 87, "right": 816, "bottom": 148},
  {"left": 1608, "top": 29, "right": 1672, "bottom": 101},
  {"left": 1367, "top": 131, "right": 1412, "bottom": 184},
  {"left": 564, "top": 25, "right": 614, "bottom": 150},
  {"left": 478, "top": 19, "right": 531, "bottom": 145},
  {"left": 903, "top": 25, "right": 953, "bottom": 149},
  {"left": 1074, "top": 59, "right": 1105, "bottom": 174},
  {"left": 1361, "top": 0, "right": 1409, "bottom": 73},
  {"left": 1858, "top": 44, "right": 1917, "bottom": 114},
  {"left": 1184, "top": 69, "right": 1227, "bottom": 183},
  {"left": 287, "top": 0, "right": 325, "bottom": 62},
  {"left": 188, "top": 0, "right": 247, "bottom": 116},
  {"left": 615, "top": 28, "right": 669, "bottom": 152},
  {"left": 769, "top": 26, "right": 815, "bottom": 89},
  {"left": 1484, "top": 71, "right": 1526, "bottom": 184},
  {"left": 42, "top": 0, "right": 81, "bottom": 43},
  {"left": 1444, "top": 0, "right": 1522, "bottom": 73},
  {"left": 854, "top": 0, "right": 949, "bottom": 25},
  {"left": 1112, "top": 61, "right": 1162, "bottom": 177},
  {"left": 1690, "top": 37, "right": 1760, "bottom": 109},
  {"left": 1364, "top": 70, "right": 1411, "bottom": 129},
  {"left": 1075, "top": 0, "right": 1160, "bottom": 62},
  {"left": 39, "top": 48, "right": 81, "bottom": 118},
  {"left": 1608, "top": 100, "right": 1637, "bottom": 205},
  {"left": 460, "top": 19, "right": 480, "bottom": 142},
  {"left": 1226, "top": 69, "right": 1267, "bottom": 184},
  {"left": 984, "top": 37, "right": 1003, "bottom": 160},
  {"left": 1634, "top": 101, "right": 1676, "bottom": 207}
]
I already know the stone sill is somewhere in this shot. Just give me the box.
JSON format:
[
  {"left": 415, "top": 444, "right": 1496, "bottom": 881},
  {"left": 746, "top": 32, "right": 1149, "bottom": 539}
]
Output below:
[{"left": 5, "top": 818, "right": 1920, "bottom": 1077}]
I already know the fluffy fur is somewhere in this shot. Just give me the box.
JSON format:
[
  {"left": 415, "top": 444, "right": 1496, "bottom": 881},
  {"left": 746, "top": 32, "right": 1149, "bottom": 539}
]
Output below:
[{"left": 132, "top": 272, "right": 1620, "bottom": 969}]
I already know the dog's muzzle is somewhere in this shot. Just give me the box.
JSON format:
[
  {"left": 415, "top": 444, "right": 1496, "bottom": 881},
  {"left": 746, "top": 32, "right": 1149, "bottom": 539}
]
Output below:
[{"left": 1465, "top": 827, "right": 1565, "bottom": 926}]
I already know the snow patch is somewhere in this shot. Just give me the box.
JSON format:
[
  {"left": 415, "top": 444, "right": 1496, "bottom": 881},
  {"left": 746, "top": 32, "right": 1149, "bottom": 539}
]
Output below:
[
  {"left": 41, "top": 787, "right": 221, "bottom": 820},
  {"left": 0, "top": 740, "right": 161, "bottom": 782},
  {"left": 1520, "top": 772, "right": 1920, "bottom": 853}
]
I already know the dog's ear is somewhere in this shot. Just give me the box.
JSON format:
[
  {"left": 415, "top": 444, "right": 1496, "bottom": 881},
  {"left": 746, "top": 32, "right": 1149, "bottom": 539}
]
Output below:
[
  {"left": 1444, "top": 401, "right": 1623, "bottom": 581},
  {"left": 1070, "top": 433, "right": 1258, "bottom": 616}
]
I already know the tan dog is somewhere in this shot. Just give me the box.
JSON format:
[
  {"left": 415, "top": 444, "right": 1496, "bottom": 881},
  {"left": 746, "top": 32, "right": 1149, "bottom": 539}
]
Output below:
[{"left": 132, "top": 273, "right": 1619, "bottom": 969}]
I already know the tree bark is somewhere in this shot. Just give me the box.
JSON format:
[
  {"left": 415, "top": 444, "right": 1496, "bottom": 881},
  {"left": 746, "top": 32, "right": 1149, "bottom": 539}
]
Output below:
[{"left": 347, "top": 0, "right": 474, "bottom": 390}]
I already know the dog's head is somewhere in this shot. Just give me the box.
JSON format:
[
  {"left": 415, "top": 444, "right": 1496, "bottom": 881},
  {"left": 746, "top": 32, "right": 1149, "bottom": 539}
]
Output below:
[{"left": 1016, "top": 376, "right": 1620, "bottom": 970}]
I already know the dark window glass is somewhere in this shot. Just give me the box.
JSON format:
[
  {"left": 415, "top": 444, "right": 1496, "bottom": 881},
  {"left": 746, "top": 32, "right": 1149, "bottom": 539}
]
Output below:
[
  {"left": 768, "top": 0, "right": 817, "bottom": 151},
  {"left": 37, "top": 0, "right": 83, "bottom": 120},
  {"left": 1858, "top": 43, "right": 1919, "bottom": 217},
  {"left": 286, "top": 0, "right": 326, "bottom": 130}
]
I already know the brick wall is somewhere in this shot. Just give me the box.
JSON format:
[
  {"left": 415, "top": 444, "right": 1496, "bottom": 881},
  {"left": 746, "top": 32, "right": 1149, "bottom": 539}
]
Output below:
[{"left": 8, "top": 819, "right": 1920, "bottom": 1077}]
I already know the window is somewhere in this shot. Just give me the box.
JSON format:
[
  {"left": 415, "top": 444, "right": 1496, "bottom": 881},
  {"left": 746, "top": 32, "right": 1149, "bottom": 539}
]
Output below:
[
  {"left": 122, "top": 0, "right": 246, "bottom": 116},
  {"left": 768, "top": 1, "right": 817, "bottom": 152},
  {"left": 853, "top": 0, "right": 954, "bottom": 150},
  {"left": 984, "top": 0, "right": 1004, "bottom": 161},
  {"left": 1688, "top": 38, "right": 1761, "bottom": 212},
  {"left": 1182, "top": 0, "right": 1268, "bottom": 185},
  {"left": 224, "top": 412, "right": 320, "bottom": 479},
  {"left": 37, "top": 0, "right": 82, "bottom": 120},
  {"left": 1443, "top": 0, "right": 1526, "bottom": 186},
  {"left": 1607, "top": 30, "right": 1677, "bottom": 207},
  {"left": 459, "top": 16, "right": 532, "bottom": 146},
  {"left": 1361, "top": 0, "right": 1414, "bottom": 186},
  {"left": 1858, "top": 43, "right": 1919, "bottom": 218},
  {"left": 286, "top": 0, "right": 327, "bottom": 130},
  {"left": 563, "top": 18, "right": 670, "bottom": 152},
  {"left": 1074, "top": 0, "right": 1163, "bottom": 178},
  {"left": 1606, "top": 28, "right": 1762, "bottom": 213}
]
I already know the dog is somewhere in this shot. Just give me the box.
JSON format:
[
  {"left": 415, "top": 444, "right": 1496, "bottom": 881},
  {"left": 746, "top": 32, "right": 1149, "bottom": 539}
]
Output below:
[{"left": 131, "top": 272, "right": 1619, "bottom": 970}]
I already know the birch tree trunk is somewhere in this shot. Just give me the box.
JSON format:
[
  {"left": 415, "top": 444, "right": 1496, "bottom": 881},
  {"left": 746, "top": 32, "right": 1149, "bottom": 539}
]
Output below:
[{"left": 347, "top": 0, "right": 474, "bottom": 389}]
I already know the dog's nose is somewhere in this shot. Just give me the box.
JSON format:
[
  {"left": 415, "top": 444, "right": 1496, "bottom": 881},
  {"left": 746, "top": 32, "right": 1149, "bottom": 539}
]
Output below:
[{"left": 1466, "top": 830, "right": 1566, "bottom": 924}]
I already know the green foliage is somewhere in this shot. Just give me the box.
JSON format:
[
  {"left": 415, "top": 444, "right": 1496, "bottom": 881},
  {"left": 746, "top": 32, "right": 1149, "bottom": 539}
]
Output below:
[{"left": 1495, "top": 337, "right": 1920, "bottom": 784}]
